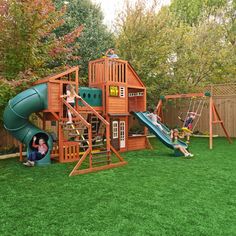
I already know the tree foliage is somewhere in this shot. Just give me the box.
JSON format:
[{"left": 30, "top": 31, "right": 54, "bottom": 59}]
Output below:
[
  {"left": 0, "top": 0, "right": 83, "bottom": 124},
  {"left": 115, "top": 0, "right": 236, "bottom": 103},
  {"left": 170, "top": 0, "right": 228, "bottom": 26},
  {"left": 0, "top": 0, "right": 83, "bottom": 79},
  {"left": 54, "top": 0, "right": 115, "bottom": 82}
]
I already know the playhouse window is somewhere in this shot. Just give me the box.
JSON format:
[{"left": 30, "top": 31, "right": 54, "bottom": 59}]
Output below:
[
  {"left": 109, "top": 86, "right": 119, "bottom": 97},
  {"left": 112, "top": 121, "right": 118, "bottom": 139},
  {"left": 120, "top": 87, "right": 125, "bottom": 98}
]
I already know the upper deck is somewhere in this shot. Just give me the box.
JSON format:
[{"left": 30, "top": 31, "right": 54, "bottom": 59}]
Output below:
[{"left": 89, "top": 58, "right": 145, "bottom": 89}]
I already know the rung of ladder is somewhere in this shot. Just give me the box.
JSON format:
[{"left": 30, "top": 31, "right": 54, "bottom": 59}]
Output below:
[
  {"left": 91, "top": 150, "right": 109, "bottom": 155},
  {"left": 92, "top": 155, "right": 109, "bottom": 160},
  {"left": 92, "top": 160, "right": 111, "bottom": 165},
  {"left": 63, "top": 127, "right": 85, "bottom": 131},
  {"left": 74, "top": 139, "right": 90, "bottom": 142},
  {"left": 83, "top": 131, "right": 97, "bottom": 135},
  {"left": 68, "top": 133, "right": 80, "bottom": 136}
]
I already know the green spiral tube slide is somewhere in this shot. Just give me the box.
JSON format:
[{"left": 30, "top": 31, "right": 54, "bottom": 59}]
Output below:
[{"left": 3, "top": 83, "right": 53, "bottom": 165}]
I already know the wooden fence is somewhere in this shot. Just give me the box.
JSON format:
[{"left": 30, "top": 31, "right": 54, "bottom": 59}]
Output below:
[
  {"left": 163, "top": 84, "right": 236, "bottom": 137},
  {"left": 1, "top": 83, "right": 236, "bottom": 149},
  {"left": 0, "top": 119, "right": 58, "bottom": 149}
]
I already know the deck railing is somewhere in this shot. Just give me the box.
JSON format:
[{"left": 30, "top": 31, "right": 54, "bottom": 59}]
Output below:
[{"left": 89, "top": 58, "right": 127, "bottom": 85}]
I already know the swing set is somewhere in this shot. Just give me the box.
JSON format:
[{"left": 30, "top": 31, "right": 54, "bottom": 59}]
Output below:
[{"left": 156, "top": 92, "right": 232, "bottom": 149}]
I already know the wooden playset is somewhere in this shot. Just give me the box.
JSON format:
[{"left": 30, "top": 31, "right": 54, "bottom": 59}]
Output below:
[
  {"left": 9, "top": 57, "right": 232, "bottom": 176},
  {"left": 20, "top": 58, "right": 150, "bottom": 175},
  {"left": 156, "top": 92, "right": 232, "bottom": 149}
]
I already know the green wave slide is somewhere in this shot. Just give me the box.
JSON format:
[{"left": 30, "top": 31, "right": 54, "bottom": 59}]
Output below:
[
  {"left": 3, "top": 83, "right": 53, "bottom": 165},
  {"left": 133, "top": 112, "right": 188, "bottom": 152}
]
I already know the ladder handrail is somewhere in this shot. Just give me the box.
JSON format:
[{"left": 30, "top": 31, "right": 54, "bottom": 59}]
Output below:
[
  {"left": 77, "top": 97, "right": 111, "bottom": 151},
  {"left": 62, "top": 99, "right": 91, "bottom": 128},
  {"left": 78, "top": 97, "right": 109, "bottom": 125},
  {"left": 62, "top": 99, "right": 92, "bottom": 151}
]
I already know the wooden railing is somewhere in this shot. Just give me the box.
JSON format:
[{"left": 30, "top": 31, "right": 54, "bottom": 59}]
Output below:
[
  {"left": 89, "top": 58, "right": 127, "bottom": 85},
  {"left": 62, "top": 99, "right": 92, "bottom": 152},
  {"left": 77, "top": 97, "right": 111, "bottom": 152}
]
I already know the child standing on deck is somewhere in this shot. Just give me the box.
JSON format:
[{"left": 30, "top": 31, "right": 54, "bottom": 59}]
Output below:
[
  {"left": 170, "top": 129, "right": 194, "bottom": 157},
  {"left": 105, "top": 48, "right": 119, "bottom": 58},
  {"left": 23, "top": 136, "right": 48, "bottom": 167},
  {"left": 60, "top": 84, "right": 81, "bottom": 124}
]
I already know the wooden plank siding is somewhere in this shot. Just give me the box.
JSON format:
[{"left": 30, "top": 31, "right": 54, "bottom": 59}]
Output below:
[
  {"left": 107, "top": 97, "right": 127, "bottom": 114},
  {"left": 127, "top": 136, "right": 147, "bottom": 151},
  {"left": 48, "top": 82, "right": 60, "bottom": 111}
]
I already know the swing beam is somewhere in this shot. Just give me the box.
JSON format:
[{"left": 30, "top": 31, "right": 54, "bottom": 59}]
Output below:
[{"left": 156, "top": 92, "right": 232, "bottom": 149}]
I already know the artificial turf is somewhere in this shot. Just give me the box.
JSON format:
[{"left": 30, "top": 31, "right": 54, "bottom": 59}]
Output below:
[{"left": 0, "top": 137, "right": 236, "bottom": 236}]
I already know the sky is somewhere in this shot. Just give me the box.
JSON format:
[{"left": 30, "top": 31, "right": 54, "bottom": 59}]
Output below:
[{"left": 91, "top": 0, "right": 171, "bottom": 29}]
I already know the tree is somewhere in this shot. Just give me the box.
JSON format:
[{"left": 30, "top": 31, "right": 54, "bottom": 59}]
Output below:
[
  {"left": 116, "top": 2, "right": 189, "bottom": 101},
  {"left": 0, "top": 0, "right": 83, "bottom": 79},
  {"left": 170, "top": 0, "right": 228, "bottom": 26},
  {"left": 115, "top": 0, "right": 236, "bottom": 104},
  {"left": 0, "top": 0, "right": 83, "bottom": 124},
  {"left": 54, "top": 0, "right": 115, "bottom": 82}
]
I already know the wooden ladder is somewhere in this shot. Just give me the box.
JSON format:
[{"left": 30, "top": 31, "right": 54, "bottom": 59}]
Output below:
[{"left": 61, "top": 98, "right": 127, "bottom": 176}]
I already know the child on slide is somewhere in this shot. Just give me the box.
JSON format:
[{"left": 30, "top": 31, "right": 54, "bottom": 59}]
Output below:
[
  {"left": 23, "top": 136, "right": 48, "bottom": 167},
  {"left": 60, "top": 84, "right": 81, "bottom": 124},
  {"left": 170, "top": 129, "right": 194, "bottom": 157},
  {"left": 147, "top": 108, "right": 169, "bottom": 135}
]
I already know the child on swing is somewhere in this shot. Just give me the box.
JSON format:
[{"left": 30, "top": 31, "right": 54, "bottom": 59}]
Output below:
[
  {"left": 170, "top": 129, "right": 194, "bottom": 157},
  {"left": 60, "top": 84, "right": 81, "bottom": 124},
  {"left": 178, "top": 111, "right": 197, "bottom": 143}
]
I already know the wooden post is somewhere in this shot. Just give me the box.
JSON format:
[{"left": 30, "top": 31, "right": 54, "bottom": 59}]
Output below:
[
  {"left": 19, "top": 143, "right": 23, "bottom": 162},
  {"left": 88, "top": 125, "right": 92, "bottom": 168},
  {"left": 156, "top": 100, "right": 163, "bottom": 121},
  {"left": 42, "top": 113, "right": 46, "bottom": 131},
  {"left": 209, "top": 89, "right": 213, "bottom": 149},
  {"left": 212, "top": 102, "right": 232, "bottom": 144},
  {"left": 75, "top": 67, "right": 79, "bottom": 110}
]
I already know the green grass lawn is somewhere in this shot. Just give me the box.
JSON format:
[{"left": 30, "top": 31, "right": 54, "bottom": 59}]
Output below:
[{"left": 0, "top": 137, "right": 236, "bottom": 236}]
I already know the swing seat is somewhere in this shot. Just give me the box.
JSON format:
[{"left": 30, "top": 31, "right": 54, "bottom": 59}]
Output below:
[{"left": 181, "top": 127, "right": 192, "bottom": 133}]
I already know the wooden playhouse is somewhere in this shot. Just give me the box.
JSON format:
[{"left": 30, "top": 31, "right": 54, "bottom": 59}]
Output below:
[{"left": 30, "top": 57, "right": 150, "bottom": 175}]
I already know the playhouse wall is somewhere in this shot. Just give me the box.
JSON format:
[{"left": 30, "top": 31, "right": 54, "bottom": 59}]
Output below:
[
  {"left": 127, "top": 136, "right": 146, "bottom": 151},
  {"left": 107, "top": 96, "right": 128, "bottom": 114},
  {"left": 128, "top": 96, "right": 145, "bottom": 112},
  {"left": 127, "top": 66, "right": 144, "bottom": 87},
  {"left": 48, "top": 82, "right": 60, "bottom": 111}
]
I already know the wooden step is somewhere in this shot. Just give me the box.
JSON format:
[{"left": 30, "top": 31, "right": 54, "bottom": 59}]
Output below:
[
  {"left": 91, "top": 121, "right": 99, "bottom": 124},
  {"left": 92, "top": 155, "right": 109, "bottom": 160},
  {"left": 68, "top": 133, "right": 81, "bottom": 136},
  {"left": 63, "top": 127, "right": 85, "bottom": 131},
  {"left": 73, "top": 139, "right": 89, "bottom": 143},
  {"left": 83, "top": 131, "right": 97, "bottom": 135},
  {"left": 92, "top": 150, "right": 109, "bottom": 156}
]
